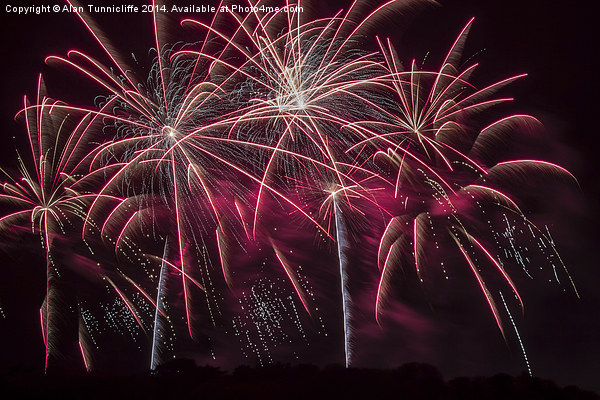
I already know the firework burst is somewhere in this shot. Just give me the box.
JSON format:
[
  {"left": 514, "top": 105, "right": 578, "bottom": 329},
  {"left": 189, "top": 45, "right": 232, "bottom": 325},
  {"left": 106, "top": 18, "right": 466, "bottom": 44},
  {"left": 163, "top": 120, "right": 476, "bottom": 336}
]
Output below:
[
  {"left": 351, "top": 20, "right": 580, "bottom": 350},
  {"left": 0, "top": 76, "right": 107, "bottom": 371},
  {"left": 41, "top": 0, "right": 268, "bottom": 368},
  {"left": 180, "top": 1, "right": 412, "bottom": 365}
]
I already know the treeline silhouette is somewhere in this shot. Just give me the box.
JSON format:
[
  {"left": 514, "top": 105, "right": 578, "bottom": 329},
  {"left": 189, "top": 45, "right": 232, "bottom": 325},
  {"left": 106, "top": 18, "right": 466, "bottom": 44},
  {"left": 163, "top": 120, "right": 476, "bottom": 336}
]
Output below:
[{"left": 2, "top": 360, "right": 598, "bottom": 399}]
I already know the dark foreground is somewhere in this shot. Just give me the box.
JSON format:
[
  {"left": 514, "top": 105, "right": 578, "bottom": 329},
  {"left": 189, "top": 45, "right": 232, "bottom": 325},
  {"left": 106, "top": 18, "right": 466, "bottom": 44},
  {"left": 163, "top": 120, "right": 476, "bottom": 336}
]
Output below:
[{"left": 2, "top": 361, "right": 598, "bottom": 400}]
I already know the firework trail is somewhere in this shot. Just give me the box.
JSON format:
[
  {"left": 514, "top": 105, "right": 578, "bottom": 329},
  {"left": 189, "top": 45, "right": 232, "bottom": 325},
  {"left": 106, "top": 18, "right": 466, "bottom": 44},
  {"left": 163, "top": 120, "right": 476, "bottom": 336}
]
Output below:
[
  {"left": 500, "top": 291, "right": 531, "bottom": 376},
  {"left": 150, "top": 238, "right": 172, "bottom": 370},
  {"left": 311, "top": 177, "right": 390, "bottom": 366},
  {"left": 78, "top": 308, "right": 94, "bottom": 372},
  {"left": 333, "top": 194, "right": 351, "bottom": 367}
]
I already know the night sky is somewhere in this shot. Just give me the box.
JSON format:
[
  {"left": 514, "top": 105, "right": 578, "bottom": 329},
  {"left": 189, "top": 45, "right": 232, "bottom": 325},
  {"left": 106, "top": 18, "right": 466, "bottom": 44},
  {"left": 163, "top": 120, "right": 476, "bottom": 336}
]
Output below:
[{"left": 0, "top": 0, "right": 598, "bottom": 393}]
